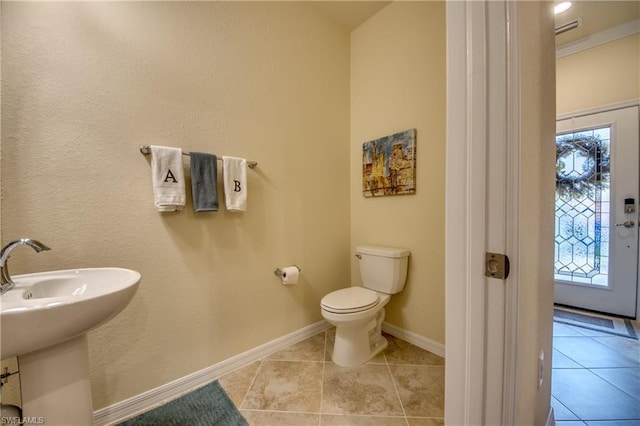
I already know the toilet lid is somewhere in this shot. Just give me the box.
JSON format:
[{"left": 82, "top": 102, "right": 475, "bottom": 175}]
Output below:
[{"left": 321, "top": 287, "right": 380, "bottom": 314}]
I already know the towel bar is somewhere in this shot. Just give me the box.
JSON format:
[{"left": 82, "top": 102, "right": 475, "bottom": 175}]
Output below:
[{"left": 139, "top": 145, "right": 258, "bottom": 169}]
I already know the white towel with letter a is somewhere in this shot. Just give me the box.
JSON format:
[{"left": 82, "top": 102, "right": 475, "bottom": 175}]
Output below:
[
  {"left": 223, "top": 156, "right": 247, "bottom": 212},
  {"left": 150, "top": 145, "right": 186, "bottom": 212}
]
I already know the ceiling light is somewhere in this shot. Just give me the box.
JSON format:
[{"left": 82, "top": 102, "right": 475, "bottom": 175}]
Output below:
[{"left": 554, "top": 2, "right": 572, "bottom": 15}]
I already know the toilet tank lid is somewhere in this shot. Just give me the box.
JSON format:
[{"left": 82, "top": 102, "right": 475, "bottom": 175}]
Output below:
[{"left": 356, "top": 245, "right": 410, "bottom": 258}]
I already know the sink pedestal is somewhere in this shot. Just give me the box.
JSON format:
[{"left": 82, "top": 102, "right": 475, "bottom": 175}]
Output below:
[{"left": 19, "top": 335, "right": 94, "bottom": 425}]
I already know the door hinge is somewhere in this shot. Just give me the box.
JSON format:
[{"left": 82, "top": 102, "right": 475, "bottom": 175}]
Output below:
[{"left": 485, "top": 252, "right": 510, "bottom": 280}]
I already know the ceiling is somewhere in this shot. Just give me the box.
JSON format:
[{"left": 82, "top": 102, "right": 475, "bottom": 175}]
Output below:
[
  {"left": 308, "top": 1, "right": 391, "bottom": 32},
  {"left": 307, "top": 1, "right": 639, "bottom": 42},
  {"left": 555, "top": 0, "right": 640, "bottom": 45}
]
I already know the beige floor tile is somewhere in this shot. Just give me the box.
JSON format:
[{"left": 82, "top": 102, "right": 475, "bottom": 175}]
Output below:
[
  {"left": 218, "top": 360, "right": 262, "bottom": 406},
  {"left": 390, "top": 365, "right": 445, "bottom": 418},
  {"left": 241, "top": 410, "right": 320, "bottom": 425},
  {"left": 321, "top": 363, "right": 404, "bottom": 416},
  {"left": 406, "top": 417, "right": 445, "bottom": 426},
  {"left": 384, "top": 334, "right": 445, "bottom": 366},
  {"left": 324, "top": 328, "right": 336, "bottom": 362},
  {"left": 267, "top": 331, "right": 327, "bottom": 362},
  {"left": 321, "top": 414, "right": 408, "bottom": 425},
  {"left": 242, "top": 360, "right": 323, "bottom": 413}
]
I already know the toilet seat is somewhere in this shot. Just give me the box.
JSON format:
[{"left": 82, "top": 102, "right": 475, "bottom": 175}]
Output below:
[{"left": 321, "top": 287, "right": 380, "bottom": 314}]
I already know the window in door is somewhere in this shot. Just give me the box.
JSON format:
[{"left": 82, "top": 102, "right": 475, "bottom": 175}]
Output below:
[{"left": 555, "top": 126, "right": 611, "bottom": 286}]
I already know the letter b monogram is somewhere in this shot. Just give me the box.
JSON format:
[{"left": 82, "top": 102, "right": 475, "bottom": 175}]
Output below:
[{"left": 233, "top": 180, "right": 242, "bottom": 192}]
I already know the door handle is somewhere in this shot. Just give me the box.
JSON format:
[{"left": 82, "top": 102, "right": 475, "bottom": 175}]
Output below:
[{"left": 615, "top": 220, "right": 635, "bottom": 228}]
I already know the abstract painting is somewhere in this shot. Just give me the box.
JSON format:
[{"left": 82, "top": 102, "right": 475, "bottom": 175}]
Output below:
[{"left": 362, "top": 129, "right": 416, "bottom": 197}]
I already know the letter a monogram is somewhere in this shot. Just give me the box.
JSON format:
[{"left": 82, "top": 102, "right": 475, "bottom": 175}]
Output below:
[
  {"left": 164, "top": 169, "right": 178, "bottom": 183},
  {"left": 233, "top": 180, "right": 242, "bottom": 192}
]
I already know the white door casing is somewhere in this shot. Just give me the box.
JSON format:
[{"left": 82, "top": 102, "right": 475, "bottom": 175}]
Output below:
[{"left": 445, "top": 1, "right": 522, "bottom": 424}]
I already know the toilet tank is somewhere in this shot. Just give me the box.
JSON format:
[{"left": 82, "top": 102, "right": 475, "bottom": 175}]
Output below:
[{"left": 356, "top": 245, "right": 410, "bottom": 294}]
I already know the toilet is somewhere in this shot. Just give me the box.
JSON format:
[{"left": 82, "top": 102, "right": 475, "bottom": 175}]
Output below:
[{"left": 321, "top": 245, "right": 410, "bottom": 367}]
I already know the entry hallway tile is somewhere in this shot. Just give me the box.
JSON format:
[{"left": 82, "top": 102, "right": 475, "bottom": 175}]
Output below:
[
  {"left": 552, "top": 396, "right": 579, "bottom": 421},
  {"left": 554, "top": 322, "right": 588, "bottom": 337},
  {"left": 590, "top": 368, "right": 640, "bottom": 401},
  {"left": 553, "top": 349, "right": 583, "bottom": 369},
  {"left": 389, "top": 365, "right": 445, "bottom": 418},
  {"left": 552, "top": 369, "right": 640, "bottom": 420},
  {"left": 321, "top": 363, "right": 403, "bottom": 416},
  {"left": 591, "top": 337, "right": 640, "bottom": 367},
  {"left": 241, "top": 360, "right": 323, "bottom": 413},
  {"left": 553, "top": 337, "right": 638, "bottom": 368}
]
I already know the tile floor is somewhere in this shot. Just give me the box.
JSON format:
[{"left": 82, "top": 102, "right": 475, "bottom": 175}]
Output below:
[
  {"left": 552, "top": 318, "right": 640, "bottom": 426},
  {"left": 218, "top": 328, "right": 445, "bottom": 426},
  {"left": 218, "top": 316, "right": 638, "bottom": 426}
]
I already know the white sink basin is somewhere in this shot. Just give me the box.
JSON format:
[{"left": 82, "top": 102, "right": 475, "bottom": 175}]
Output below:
[{"left": 0, "top": 267, "right": 141, "bottom": 359}]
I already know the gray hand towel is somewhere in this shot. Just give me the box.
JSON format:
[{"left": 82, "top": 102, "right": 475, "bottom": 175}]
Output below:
[{"left": 190, "top": 152, "right": 219, "bottom": 212}]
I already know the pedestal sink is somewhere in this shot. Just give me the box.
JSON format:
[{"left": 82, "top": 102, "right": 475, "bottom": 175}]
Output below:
[{"left": 0, "top": 268, "right": 141, "bottom": 425}]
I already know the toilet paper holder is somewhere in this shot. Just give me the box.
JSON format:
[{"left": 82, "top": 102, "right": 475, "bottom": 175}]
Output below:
[{"left": 274, "top": 265, "right": 301, "bottom": 277}]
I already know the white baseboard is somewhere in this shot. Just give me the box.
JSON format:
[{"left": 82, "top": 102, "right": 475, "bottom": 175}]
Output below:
[
  {"left": 95, "top": 320, "right": 443, "bottom": 425},
  {"left": 94, "top": 320, "right": 331, "bottom": 425},
  {"left": 382, "top": 322, "right": 445, "bottom": 358},
  {"left": 546, "top": 406, "right": 555, "bottom": 426}
]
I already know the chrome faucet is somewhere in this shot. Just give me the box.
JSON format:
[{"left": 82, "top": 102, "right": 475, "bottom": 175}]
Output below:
[{"left": 0, "top": 239, "right": 51, "bottom": 295}]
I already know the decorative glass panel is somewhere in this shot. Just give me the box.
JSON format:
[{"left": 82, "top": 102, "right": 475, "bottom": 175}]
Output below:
[{"left": 555, "top": 127, "right": 611, "bottom": 286}]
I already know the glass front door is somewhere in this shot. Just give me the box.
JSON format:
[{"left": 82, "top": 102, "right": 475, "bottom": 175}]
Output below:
[{"left": 554, "top": 106, "right": 639, "bottom": 318}]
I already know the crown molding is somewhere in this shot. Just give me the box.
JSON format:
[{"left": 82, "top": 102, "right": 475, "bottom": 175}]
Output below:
[
  {"left": 557, "top": 99, "right": 640, "bottom": 121},
  {"left": 556, "top": 18, "right": 639, "bottom": 58}
]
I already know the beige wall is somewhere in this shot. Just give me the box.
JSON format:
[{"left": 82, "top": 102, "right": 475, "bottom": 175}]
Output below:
[
  {"left": 516, "top": 2, "right": 557, "bottom": 424},
  {"left": 350, "top": 2, "right": 446, "bottom": 343},
  {"left": 557, "top": 33, "right": 640, "bottom": 114},
  {"left": 0, "top": 1, "right": 558, "bottom": 421},
  {"left": 1, "top": 2, "right": 351, "bottom": 409}
]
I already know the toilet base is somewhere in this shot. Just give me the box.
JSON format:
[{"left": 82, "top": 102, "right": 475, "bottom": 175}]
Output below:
[
  {"left": 332, "top": 331, "right": 388, "bottom": 367},
  {"left": 330, "top": 309, "right": 388, "bottom": 367},
  {"left": 370, "top": 333, "right": 388, "bottom": 357}
]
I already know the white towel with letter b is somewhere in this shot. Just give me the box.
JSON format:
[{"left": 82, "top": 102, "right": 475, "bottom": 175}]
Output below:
[{"left": 223, "top": 156, "right": 247, "bottom": 212}]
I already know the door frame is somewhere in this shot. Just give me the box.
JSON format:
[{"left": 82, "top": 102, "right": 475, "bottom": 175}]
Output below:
[
  {"left": 445, "top": 0, "right": 522, "bottom": 423},
  {"left": 555, "top": 100, "right": 640, "bottom": 319}
]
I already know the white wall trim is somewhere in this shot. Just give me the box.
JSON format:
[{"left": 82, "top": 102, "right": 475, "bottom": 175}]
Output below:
[
  {"left": 446, "top": 1, "right": 524, "bottom": 424},
  {"left": 556, "top": 18, "right": 639, "bottom": 59},
  {"left": 502, "top": 1, "right": 521, "bottom": 424},
  {"left": 557, "top": 99, "right": 640, "bottom": 121},
  {"left": 445, "top": 1, "right": 490, "bottom": 424},
  {"left": 546, "top": 406, "right": 556, "bottom": 426},
  {"left": 381, "top": 322, "right": 445, "bottom": 357},
  {"left": 94, "top": 319, "right": 444, "bottom": 425},
  {"left": 93, "top": 320, "right": 331, "bottom": 426}
]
